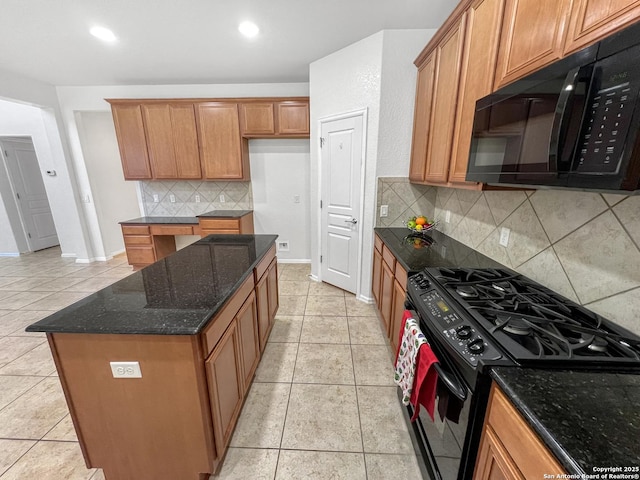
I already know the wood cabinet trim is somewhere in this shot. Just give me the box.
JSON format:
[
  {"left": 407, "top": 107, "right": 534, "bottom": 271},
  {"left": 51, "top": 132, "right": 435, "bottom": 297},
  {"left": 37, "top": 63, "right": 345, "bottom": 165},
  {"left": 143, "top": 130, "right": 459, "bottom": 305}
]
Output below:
[
  {"left": 254, "top": 245, "right": 277, "bottom": 281},
  {"left": 107, "top": 97, "right": 309, "bottom": 105}
]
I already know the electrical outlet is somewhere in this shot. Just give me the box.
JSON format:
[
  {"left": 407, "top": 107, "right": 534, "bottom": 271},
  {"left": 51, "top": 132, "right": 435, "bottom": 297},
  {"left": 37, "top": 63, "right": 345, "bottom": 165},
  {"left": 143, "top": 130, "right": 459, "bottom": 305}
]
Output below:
[
  {"left": 219, "top": 194, "right": 225, "bottom": 203},
  {"left": 380, "top": 205, "right": 389, "bottom": 217},
  {"left": 195, "top": 194, "right": 201, "bottom": 203},
  {"left": 153, "top": 194, "right": 159, "bottom": 203},
  {"left": 169, "top": 194, "right": 176, "bottom": 203},
  {"left": 445, "top": 210, "right": 451, "bottom": 223},
  {"left": 293, "top": 195, "right": 300, "bottom": 204},
  {"left": 499, "top": 227, "right": 511, "bottom": 247},
  {"left": 110, "top": 361, "right": 142, "bottom": 378},
  {"left": 277, "top": 241, "right": 290, "bottom": 252}
]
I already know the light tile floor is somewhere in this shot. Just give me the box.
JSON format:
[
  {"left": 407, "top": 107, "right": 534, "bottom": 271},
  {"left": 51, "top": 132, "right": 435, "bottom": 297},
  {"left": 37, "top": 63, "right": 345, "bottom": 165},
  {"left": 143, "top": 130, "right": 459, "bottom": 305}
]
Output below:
[{"left": 0, "top": 249, "right": 421, "bottom": 479}]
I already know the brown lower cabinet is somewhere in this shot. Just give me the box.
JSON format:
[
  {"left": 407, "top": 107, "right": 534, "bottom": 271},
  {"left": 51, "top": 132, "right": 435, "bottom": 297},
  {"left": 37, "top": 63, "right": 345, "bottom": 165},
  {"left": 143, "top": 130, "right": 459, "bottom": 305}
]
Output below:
[
  {"left": 48, "top": 248, "right": 278, "bottom": 479},
  {"left": 474, "top": 384, "right": 566, "bottom": 479},
  {"left": 372, "top": 233, "right": 408, "bottom": 359}
]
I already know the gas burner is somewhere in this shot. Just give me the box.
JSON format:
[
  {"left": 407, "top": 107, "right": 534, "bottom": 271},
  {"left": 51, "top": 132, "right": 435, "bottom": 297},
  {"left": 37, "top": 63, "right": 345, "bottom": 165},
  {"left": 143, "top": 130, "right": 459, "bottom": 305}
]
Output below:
[
  {"left": 587, "top": 337, "right": 609, "bottom": 353},
  {"left": 491, "top": 281, "right": 512, "bottom": 292},
  {"left": 456, "top": 285, "right": 478, "bottom": 298},
  {"left": 498, "top": 316, "right": 532, "bottom": 336}
]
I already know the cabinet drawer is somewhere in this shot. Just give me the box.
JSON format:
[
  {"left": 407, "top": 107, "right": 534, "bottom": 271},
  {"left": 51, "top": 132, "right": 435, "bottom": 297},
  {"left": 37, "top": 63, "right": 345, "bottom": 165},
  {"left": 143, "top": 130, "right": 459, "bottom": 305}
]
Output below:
[
  {"left": 374, "top": 234, "right": 383, "bottom": 253},
  {"left": 487, "top": 386, "right": 565, "bottom": 478},
  {"left": 382, "top": 245, "right": 396, "bottom": 269},
  {"left": 199, "top": 218, "right": 241, "bottom": 230},
  {"left": 254, "top": 245, "right": 276, "bottom": 281},
  {"left": 149, "top": 225, "right": 195, "bottom": 236},
  {"left": 395, "top": 263, "right": 408, "bottom": 290},
  {"left": 202, "top": 275, "right": 255, "bottom": 356},
  {"left": 124, "top": 235, "right": 152, "bottom": 246},
  {"left": 125, "top": 247, "right": 155, "bottom": 265},
  {"left": 122, "top": 225, "right": 150, "bottom": 235},
  {"left": 200, "top": 229, "right": 239, "bottom": 238}
]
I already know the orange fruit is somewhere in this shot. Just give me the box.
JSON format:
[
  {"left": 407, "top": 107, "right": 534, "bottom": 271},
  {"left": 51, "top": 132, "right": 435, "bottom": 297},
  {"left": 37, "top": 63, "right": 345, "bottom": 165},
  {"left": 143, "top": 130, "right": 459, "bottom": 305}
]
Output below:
[{"left": 415, "top": 216, "right": 427, "bottom": 226}]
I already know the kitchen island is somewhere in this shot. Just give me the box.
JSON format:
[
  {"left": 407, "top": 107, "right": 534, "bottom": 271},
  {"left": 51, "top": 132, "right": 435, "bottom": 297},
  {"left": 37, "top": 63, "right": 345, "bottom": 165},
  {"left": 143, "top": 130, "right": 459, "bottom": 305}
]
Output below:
[{"left": 26, "top": 234, "right": 279, "bottom": 480}]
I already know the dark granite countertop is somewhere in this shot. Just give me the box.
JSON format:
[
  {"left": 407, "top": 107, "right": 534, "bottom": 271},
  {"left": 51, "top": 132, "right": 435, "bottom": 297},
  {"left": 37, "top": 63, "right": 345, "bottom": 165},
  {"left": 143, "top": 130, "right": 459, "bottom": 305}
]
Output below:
[
  {"left": 491, "top": 367, "right": 640, "bottom": 475},
  {"left": 119, "top": 210, "right": 253, "bottom": 225},
  {"left": 374, "top": 227, "right": 504, "bottom": 272},
  {"left": 26, "top": 234, "right": 277, "bottom": 336}
]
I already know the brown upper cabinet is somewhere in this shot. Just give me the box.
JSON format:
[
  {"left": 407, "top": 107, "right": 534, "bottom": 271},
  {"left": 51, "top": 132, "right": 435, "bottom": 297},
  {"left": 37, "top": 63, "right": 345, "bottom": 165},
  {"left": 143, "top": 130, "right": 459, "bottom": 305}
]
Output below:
[
  {"left": 239, "top": 100, "right": 310, "bottom": 137},
  {"left": 110, "top": 104, "right": 152, "bottom": 180},
  {"left": 564, "top": 0, "right": 640, "bottom": 54},
  {"left": 108, "top": 97, "right": 309, "bottom": 181},
  {"left": 494, "top": 0, "right": 573, "bottom": 90},
  {"left": 142, "top": 103, "right": 202, "bottom": 179}
]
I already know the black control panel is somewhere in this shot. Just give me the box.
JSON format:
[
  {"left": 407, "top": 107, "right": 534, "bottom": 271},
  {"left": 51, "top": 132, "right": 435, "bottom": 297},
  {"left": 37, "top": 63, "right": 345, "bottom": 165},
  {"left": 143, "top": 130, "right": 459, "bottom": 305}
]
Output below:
[{"left": 407, "top": 273, "right": 502, "bottom": 368}]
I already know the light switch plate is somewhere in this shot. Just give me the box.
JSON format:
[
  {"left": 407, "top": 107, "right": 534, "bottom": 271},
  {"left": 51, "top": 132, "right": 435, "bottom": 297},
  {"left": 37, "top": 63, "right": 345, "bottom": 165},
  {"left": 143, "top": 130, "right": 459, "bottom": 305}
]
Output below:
[
  {"left": 110, "top": 361, "right": 142, "bottom": 378},
  {"left": 380, "top": 205, "right": 389, "bottom": 217},
  {"left": 445, "top": 210, "right": 451, "bottom": 223},
  {"left": 499, "top": 227, "right": 511, "bottom": 247},
  {"left": 169, "top": 194, "right": 176, "bottom": 203}
]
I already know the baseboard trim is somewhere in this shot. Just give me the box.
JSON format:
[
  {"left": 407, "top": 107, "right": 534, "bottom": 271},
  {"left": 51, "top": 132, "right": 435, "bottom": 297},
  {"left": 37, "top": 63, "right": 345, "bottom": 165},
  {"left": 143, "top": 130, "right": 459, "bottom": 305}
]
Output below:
[
  {"left": 356, "top": 294, "right": 374, "bottom": 304},
  {"left": 277, "top": 259, "right": 311, "bottom": 264},
  {"left": 61, "top": 253, "right": 77, "bottom": 259},
  {"left": 0, "top": 252, "right": 20, "bottom": 257}
]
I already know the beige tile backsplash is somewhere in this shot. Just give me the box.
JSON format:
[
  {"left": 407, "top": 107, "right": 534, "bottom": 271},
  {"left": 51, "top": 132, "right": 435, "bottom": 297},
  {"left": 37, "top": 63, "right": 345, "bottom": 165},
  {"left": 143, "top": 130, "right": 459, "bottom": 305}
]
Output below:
[
  {"left": 141, "top": 180, "right": 253, "bottom": 216},
  {"left": 376, "top": 177, "right": 640, "bottom": 335}
]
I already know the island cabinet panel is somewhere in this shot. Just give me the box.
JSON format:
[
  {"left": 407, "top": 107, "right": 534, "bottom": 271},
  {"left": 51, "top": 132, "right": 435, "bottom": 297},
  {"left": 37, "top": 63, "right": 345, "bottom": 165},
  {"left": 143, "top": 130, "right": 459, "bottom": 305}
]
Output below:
[
  {"left": 564, "top": 0, "right": 640, "bottom": 54},
  {"left": 196, "top": 102, "right": 250, "bottom": 180},
  {"left": 474, "top": 384, "right": 566, "bottom": 479},
  {"left": 267, "top": 259, "right": 279, "bottom": 321},
  {"left": 256, "top": 272, "right": 270, "bottom": 351},
  {"left": 254, "top": 246, "right": 277, "bottom": 352},
  {"left": 48, "top": 333, "right": 216, "bottom": 480},
  {"left": 494, "top": 0, "right": 572, "bottom": 89},
  {"left": 110, "top": 104, "right": 152, "bottom": 180},
  {"left": 142, "top": 103, "right": 202, "bottom": 179},
  {"left": 205, "top": 320, "right": 244, "bottom": 454},
  {"left": 236, "top": 291, "right": 260, "bottom": 388}
]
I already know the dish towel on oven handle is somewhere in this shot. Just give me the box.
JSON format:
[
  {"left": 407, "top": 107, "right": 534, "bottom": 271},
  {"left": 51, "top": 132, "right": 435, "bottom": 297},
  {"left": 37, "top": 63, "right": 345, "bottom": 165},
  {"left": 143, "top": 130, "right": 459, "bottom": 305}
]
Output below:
[{"left": 394, "top": 310, "right": 439, "bottom": 421}]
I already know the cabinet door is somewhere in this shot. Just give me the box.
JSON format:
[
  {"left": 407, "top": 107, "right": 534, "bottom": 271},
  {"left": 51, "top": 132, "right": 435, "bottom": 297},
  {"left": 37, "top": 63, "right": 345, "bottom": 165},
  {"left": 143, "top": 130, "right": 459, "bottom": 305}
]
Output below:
[
  {"left": 196, "top": 103, "right": 249, "bottom": 180},
  {"left": 276, "top": 101, "right": 309, "bottom": 135},
  {"left": 449, "top": 0, "right": 505, "bottom": 185},
  {"left": 267, "top": 260, "right": 279, "bottom": 322},
  {"left": 380, "top": 260, "right": 394, "bottom": 337},
  {"left": 565, "top": 0, "right": 640, "bottom": 54},
  {"left": 475, "top": 428, "right": 525, "bottom": 480},
  {"left": 142, "top": 104, "right": 202, "bottom": 179},
  {"left": 239, "top": 103, "right": 275, "bottom": 136},
  {"left": 205, "top": 321, "right": 243, "bottom": 450},
  {"left": 424, "top": 14, "right": 467, "bottom": 184},
  {"left": 237, "top": 292, "right": 260, "bottom": 392},
  {"left": 409, "top": 53, "right": 437, "bottom": 183},
  {"left": 111, "top": 104, "right": 152, "bottom": 180},
  {"left": 494, "top": 0, "right": 572, "bottom": 89},
  {"left": 372, "top": 246, "right": 382, "bottom": 307},
  {"left": 390, "top": 279, "right": 406, "bottom": 356},
  {"left": 256, "top": 273, "right": 270, "bottom": 352}
]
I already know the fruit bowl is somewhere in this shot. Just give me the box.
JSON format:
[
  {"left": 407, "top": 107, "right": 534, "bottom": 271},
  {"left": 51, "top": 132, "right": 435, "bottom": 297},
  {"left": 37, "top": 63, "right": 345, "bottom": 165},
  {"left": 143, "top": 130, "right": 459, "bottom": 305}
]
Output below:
[{"left": 405, "top": 216, "right": 438, "bottom": 235}]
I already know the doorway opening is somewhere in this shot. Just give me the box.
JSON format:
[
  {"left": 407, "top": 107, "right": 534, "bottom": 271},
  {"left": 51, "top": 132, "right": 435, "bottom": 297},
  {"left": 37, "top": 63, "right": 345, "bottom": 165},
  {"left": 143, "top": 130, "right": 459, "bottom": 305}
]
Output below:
[{"left": 0, "top": 136, "right": 59, "bottom": 253}]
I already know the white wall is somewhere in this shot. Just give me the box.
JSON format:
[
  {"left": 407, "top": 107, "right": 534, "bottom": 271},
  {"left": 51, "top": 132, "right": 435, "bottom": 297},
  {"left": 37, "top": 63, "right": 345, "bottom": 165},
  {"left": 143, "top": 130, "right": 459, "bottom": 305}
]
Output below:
[
  {"left": 55, "top": 83, "right": 309, "bottom": 261},
  {"left": 0, "top": 93, "right": 91, "bottom": 259},
  {"left": 249, "top": 139, "right": 311, "bottom": 262},
  {"left": 75, "top": 112, "right": 140, "bottom": 257},
  {"left": 309, "top": 29, "right": 433, "bottom": 300}
]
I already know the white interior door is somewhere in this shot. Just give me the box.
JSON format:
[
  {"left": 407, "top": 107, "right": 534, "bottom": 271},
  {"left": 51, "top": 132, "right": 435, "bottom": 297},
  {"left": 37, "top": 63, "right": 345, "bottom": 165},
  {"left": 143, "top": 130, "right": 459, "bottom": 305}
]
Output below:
[
  {"left": 1, "top": 138, "right": 59, "bottom": 251},
  {"left": 320, "top": 112, "right": 365, "bottom": 293}
]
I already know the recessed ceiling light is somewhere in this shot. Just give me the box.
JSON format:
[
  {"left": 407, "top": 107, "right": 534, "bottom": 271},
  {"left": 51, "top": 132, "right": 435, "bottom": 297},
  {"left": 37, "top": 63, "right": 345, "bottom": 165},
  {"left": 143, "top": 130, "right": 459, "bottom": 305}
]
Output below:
[
  {"left": 238, "top": 21, "right": 259, "bottom": 38},
  {"left": 90, "top": 26, "right": 117, "bottom": 43}
]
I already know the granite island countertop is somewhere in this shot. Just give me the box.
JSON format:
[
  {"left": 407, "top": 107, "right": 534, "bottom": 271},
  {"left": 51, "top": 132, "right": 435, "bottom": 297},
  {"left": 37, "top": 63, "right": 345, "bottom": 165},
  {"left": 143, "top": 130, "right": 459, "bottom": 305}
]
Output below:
[
  {"left": 26, "top": 234, "right": 277, "bottom": 336},
  {"left": 119, "top": 210, "right": 253, "bottom": 225},
  {"left": 491, "top": 367, "right": 640, "bottom": 475},
  {"left": 374, "top": 227, "right": 505, "bottom": 272}
]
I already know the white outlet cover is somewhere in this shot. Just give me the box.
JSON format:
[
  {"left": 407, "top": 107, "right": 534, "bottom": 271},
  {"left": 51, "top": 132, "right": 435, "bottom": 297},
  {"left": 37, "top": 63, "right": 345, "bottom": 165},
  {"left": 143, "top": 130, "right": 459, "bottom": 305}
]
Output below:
[
  {"left": 277, "top": 241, "right": 290, "bottom": 252},
  {"left": 499, "top": 227, "right": 511, "bottom": 247},
  {"left": 169, "top": 194, "right": 176, "bottom": 203},
  {"left": 153, "top": 194, "right": 159, "bottom": 203},
  {"left": 219, "top": 194, "right": 225, "bottom": 203},
  {"left": 110, "top": 361, "right": 142, "bottom": 378},
  {"left": 445, "top": 210, "right": 451, "bottom": 223},
  {"left": 195, "top": 194, "right": 201, "bottom": 203},
  {"left": 380, "top": 205, "right": 389, "bottom": 217}
]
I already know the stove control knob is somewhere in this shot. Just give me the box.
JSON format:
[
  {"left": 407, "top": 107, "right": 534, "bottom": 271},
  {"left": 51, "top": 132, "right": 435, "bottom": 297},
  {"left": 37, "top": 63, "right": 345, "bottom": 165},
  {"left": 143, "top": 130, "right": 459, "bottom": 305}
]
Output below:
[
  {"left": 456, "top": 325, "right": 472, "bottom": 339},
  {"left": 468, "top": 338, "right": 485, "bottom": 354}
]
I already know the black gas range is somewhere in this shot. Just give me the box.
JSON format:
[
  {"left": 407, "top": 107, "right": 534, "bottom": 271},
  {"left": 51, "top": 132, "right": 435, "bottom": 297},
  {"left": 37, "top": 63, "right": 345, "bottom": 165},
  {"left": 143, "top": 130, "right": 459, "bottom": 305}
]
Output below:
[{"left": 402, "top": 266, "right": 640, "bottom": 480}]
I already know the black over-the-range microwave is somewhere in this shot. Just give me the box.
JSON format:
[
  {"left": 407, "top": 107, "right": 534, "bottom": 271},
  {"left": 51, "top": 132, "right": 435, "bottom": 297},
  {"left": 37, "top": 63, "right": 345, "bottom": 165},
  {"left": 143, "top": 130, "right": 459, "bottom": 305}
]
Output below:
[{"left": 466, "top": 21, "right": 640, "bottom": 192}]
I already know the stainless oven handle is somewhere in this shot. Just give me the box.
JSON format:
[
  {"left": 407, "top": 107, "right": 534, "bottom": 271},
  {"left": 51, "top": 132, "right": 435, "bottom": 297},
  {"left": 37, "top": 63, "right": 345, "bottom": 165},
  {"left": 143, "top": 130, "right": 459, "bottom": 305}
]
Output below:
[{"left": 404, "top": 306, "right": 468, "bottom": 402}]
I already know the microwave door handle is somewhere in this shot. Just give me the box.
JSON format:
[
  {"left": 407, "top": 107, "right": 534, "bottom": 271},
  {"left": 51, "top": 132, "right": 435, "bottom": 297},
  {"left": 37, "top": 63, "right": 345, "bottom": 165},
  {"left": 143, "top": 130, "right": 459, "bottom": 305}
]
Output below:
[{"left": 549, "top": 66, "right": 581, "bottom": 170}]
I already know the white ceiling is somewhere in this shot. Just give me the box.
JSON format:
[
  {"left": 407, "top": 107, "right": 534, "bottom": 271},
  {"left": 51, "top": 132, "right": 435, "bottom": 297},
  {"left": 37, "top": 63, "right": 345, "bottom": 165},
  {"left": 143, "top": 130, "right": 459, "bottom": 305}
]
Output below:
[{"left": 0, "top": 0, "right": 456, "bottom": 86}]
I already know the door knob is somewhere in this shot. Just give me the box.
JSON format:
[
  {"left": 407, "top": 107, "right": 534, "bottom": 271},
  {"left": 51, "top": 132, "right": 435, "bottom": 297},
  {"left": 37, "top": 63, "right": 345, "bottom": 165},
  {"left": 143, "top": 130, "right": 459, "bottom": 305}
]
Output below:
[{"left": 344, "top": 218, "right": 358, "bottom": 225}]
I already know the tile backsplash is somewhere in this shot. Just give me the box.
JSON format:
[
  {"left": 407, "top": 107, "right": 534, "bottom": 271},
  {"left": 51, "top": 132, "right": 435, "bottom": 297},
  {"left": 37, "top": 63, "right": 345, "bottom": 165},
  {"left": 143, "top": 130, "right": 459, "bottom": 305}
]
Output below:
[
  {"left": 431, "top": 186, "right": 640, "bottom": 335},
  {"left": 141, "top": 181, "right": 253, "bottom": 216},
  {"left": 375, "top": 177, "right": 437, "bottom": 227}
]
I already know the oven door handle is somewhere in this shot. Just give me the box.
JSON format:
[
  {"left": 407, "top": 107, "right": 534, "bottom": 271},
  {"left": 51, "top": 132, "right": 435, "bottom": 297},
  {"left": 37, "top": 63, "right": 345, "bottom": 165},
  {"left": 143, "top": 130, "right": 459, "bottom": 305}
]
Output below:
[{"left": 433, "top": 363, "right": 467, "bottom": 402}]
